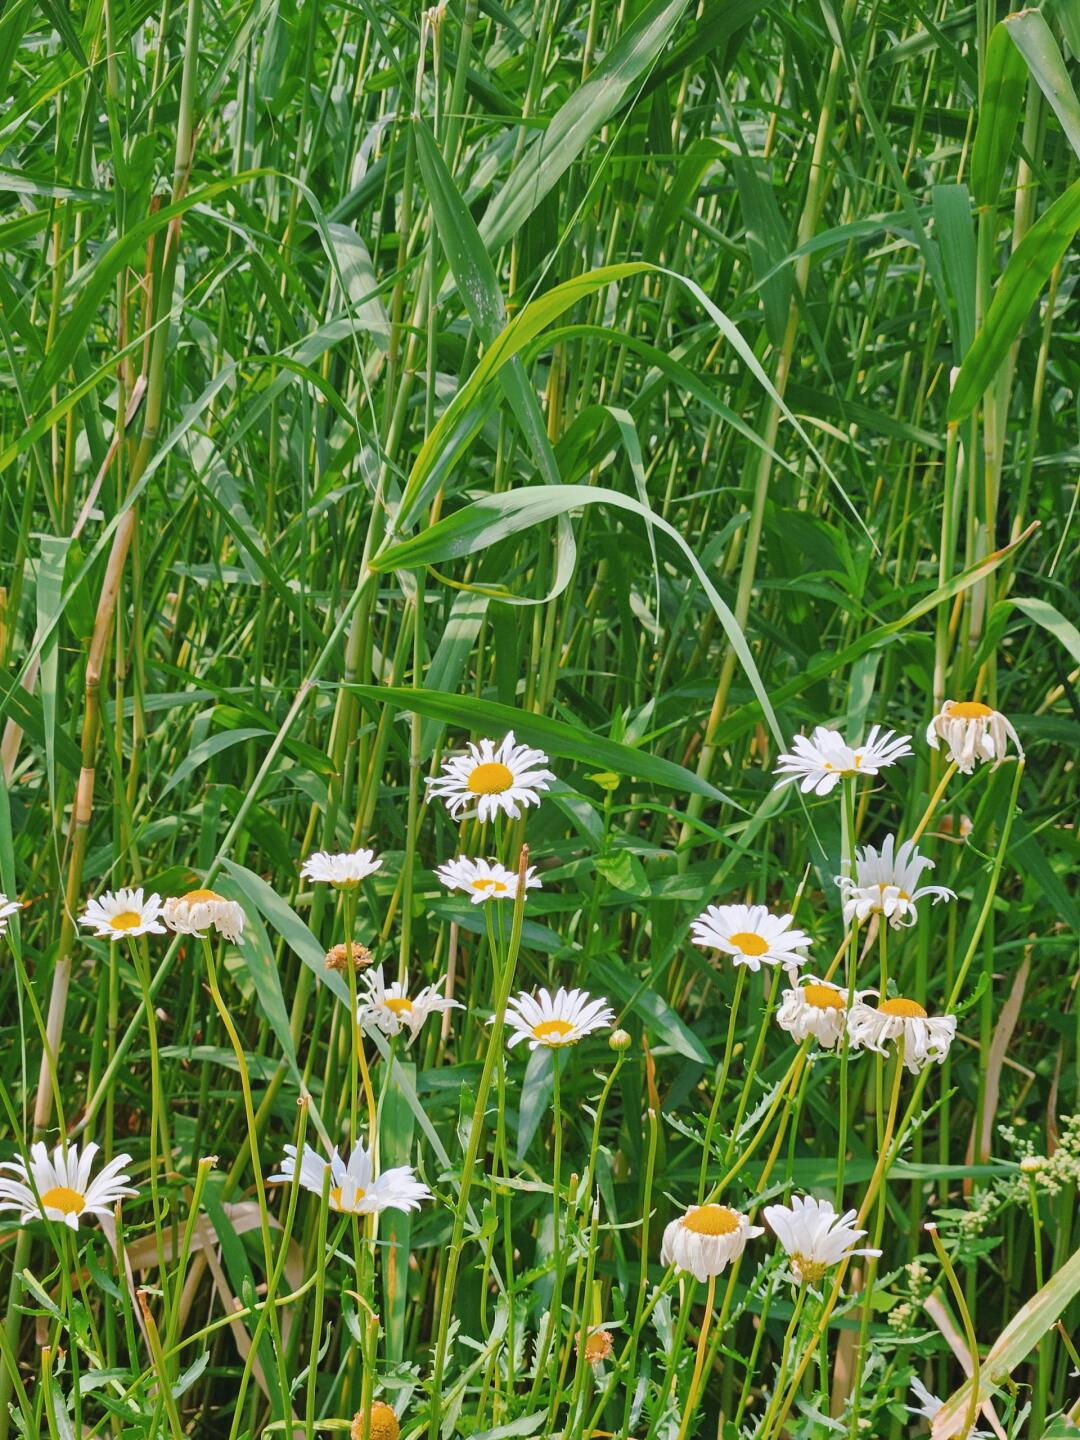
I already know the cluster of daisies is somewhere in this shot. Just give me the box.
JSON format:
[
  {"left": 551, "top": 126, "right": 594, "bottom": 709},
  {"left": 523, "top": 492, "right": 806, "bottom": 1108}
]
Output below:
[{"left": 0, "top": 701, "right": 1022, "bottom": 1434}]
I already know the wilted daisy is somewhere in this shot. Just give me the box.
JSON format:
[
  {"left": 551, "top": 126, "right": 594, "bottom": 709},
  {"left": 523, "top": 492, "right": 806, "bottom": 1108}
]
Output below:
[
  {"left": 78, "top": 888, "right": 166, "bottom": 940},
  {"left": 270, "top": 1141, "right": 430, "bottom": 1215},
  {"left": 581, "top": 1324, "right": 616, "bottom": 1370},
  {"left": 775, "top": 977, "right": 849, "bottom": 1049},
  {"left": 504, "top": 986, "right": 614, "bottom": 1050},
  {"left": 0, "top": 1141, "right": 137, "bottom": 1231},
  {"left": 426, "top": 732, "right": 555, "bottom": 821},
  {"left": 661, "top": 1204, "right": 763, "bottom": 1282},
  {"left": 763, "top": 1195, "right": 880, "bottom": 1285},
  {"left": 926, "top": 700, "right": 1023, "bottom": 773},
  {"left": 908, "top": 1376, "right": 989, "bottom": 1437},
  {"left": 0, "top": 895, "right": 20, "bottom": 938},
  {"left": 358, "top": 965, "right": 460, "bottom": 1043},
  {"left": 835, "top": 835, "right": 955, "bottom": 929},
  {"left": 690, "top": 903, "right": 812, "bottom": 972},
  {"left": 435, "top": 855, "right": 541, "bottom": 904},
  {"left": 325, "top": 941, "right": 373, "bottom": 974},
  {"left": 300, "top": 848, "right": 382, "bottom": 888},
  {"left": 847, "top": 995, "right": 956, "bottom": 1073},
  {"left": 163, "top": 888, "right": 245, "bottom": 943},
  {"left": 774, "top": 724, "right": 912, "bottom": 795},
  {"left": 351, "top": 1402, "right": 401, "bottom": 1440}
]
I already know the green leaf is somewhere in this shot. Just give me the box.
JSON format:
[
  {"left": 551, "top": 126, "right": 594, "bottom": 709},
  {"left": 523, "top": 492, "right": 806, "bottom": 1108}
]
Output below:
[
  {"left": 932, "top": 1244, "right": 1080, "bottom": 1438},
  {"left": 346, "top": 681, "right": 737, "bottom": 804},
  {"left": 591, "top": 957, "right": 709, "bottom": 1065},
  {"left": 1005, "top": 9, "right": 1080, "bottom": 164},
  {"left": 1011, "top": 595, "right": 1080, "bottom": 667},
  {"left": 477, "top": 0, "right": 694, "bottom": 254},
  {"left": 373, "top": 485, "right": 779, "bottom": 755},
  {"left": 948, "top": 177, "right": 1080, "bottom": 422},
  {"left": 971, "top": 21, "right": 1028, "bottom": 207}
]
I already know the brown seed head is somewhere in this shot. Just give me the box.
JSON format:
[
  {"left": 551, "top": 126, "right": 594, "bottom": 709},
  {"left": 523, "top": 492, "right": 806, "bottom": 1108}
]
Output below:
[{"left": 325, "top": 941, "right": 373, "bottom": 974}]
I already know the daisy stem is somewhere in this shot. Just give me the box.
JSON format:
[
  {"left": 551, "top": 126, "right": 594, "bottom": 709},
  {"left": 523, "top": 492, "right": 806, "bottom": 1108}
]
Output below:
[
  {"left": 57, "top": 1227, "right": 83, "bottom": 1437},
  {"left": 343, "top": 888, "right": 360, "bottom": 1148},
  {"left": 945, "top": 759, "right": 1024, "bottom": 1010},
  {"left": 675, "top": 1273, "right": 717, "bottom": 1440},
  {"left": 878, "top": 915, "right": 888, "bottom": 996},
  {"left": 837, "top": 779, "right": 862, "bottom": 1210},
  {"left": 768, "top": 1041, "right": 906, "bottom": 1437},
  {"left": 1028, "top": 1174, "right": 1049, "bottom": 1432},
  {"left": 846, "top": 1056, "right": 893, "bottom": 1437},
  {"left": 926, "top": 1223, "right": 982, "bottom": 1440},
  {"left": 305, "top": 1165, "right": 333, "bottom": 1440},
  {"left": 541, "top": 1049, "right": 566, "bottom": 1409},
  {"left": 130, "top": 937, "right": 169, "bottom": 1297},
  {"left": 613, "top": 1104, "right": 660, "bottom": 1440},
  {"left": 425, "top": 845, "right": 530, "bottom": 1440},
  {"left": 755, "top": 1282, "right": 808, "bottom": 1440},
  {"left": 698, "top": 965, "right": 746, "bottom": 1199},
  {"left": 909, "top": 760, "right": 958, "bottom": 843},
  {"left": 723, "top": 968, "right": 781, "bottom": 1165},
  {"left": 225, "top": 1098, "right": 309, "bottom": 1440}
]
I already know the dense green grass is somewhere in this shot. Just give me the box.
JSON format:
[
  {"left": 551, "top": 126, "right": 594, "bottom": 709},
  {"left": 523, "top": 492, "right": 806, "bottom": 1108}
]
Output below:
[{"left": 2, "top": 0, "right": 1080, "bottom": 1436}]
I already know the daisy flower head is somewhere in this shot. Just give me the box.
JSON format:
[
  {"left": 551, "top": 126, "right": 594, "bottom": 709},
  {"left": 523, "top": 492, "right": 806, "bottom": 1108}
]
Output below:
[
  {"left": 908, "top": 1376, "right": 989, "bottom": 1437},
  {"left": 435, "top": 855, "right": 541, "bottom": 905},
  {"left": 270, "top": 1141, "right": 430, "bottom": 1216},
  {"left": 661, "top": 1204, "right": 764, "bottom": 1282},
  {"left": 0, "top": 1141, "right": 137, "bottom": 1231},
  {"left": 775, "top": 976, "right": 850, "bottom": 1049},
  {"left": 78, "top": 888, "right": 166, "bottom": 940},
  {"left": 773, "top": 724, "right": 913, "bottom": 796},
  {"left": 926, "top": 700, "right": 1023, "bottom": 774},
  {"left": 835, "top": 835, "right": 955, "bottom": 929},
  {"left": 358, "top": 965, "right": 461, "bottom": 1044},
  {"left": 351, "top": 1402, "right": 400, "bottom": 1440},
  {"left": 325, "top": 941, "right": 373, "bottom": 974},
  {"left": 163, "top": 888, "right": 245, "bottom": 943},
  {"left": 690, "top": 903, "right": 812, "bottom": 973},
  {"left": 581, "top": 1324, "right": 616, "bottom": 1369},
  {"left": 0, "top": 895, "right": 20, "bottom": 938},
  {"left": 504, "top": 986, "right": 614, "bottom": 1051},
  {"left": 847, "top": 994, "right": 956, "bottom": 1073},
  {"left": 426, "top": 732, "right": 555, "bottom": 822},
  {"left": 300, "top": 848, "right": 382, "bottom": 889},
  {"left": 762, "top": 1195, "right": 880, "bottom": 1286}
]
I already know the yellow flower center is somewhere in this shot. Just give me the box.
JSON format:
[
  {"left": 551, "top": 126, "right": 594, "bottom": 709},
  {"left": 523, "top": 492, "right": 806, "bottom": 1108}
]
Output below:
[
  {"left": 792, "top": 1254, "right": 829, "bottom": 1283},
  {"left": 946, "top": 701, "right": 993, "bottom": 721},
  {"left": 533, "top": 1018, "right": 574, "bottom": 1041},
  {"left": 330, "top": 1185, "right": 366, "bottom": 1211},
  {"left": 682, "top": 1204, "right": 741, "bottom": 1236},
  {"left": 384, "top": 997, "right": 413, "bottom": 1015},
  {"left": 351, "top": 1401, "right": 400, "bottom": 1440},
  {"left": 40, "top": 1186, "right": 86, "bottom": 1216},
  {"left": 472, "top": 877, "right": 508, "bottom": 893},
  {"left": 182, "top": 888, "right": 221, "bottom": 903},
  {"left": 876, "top": 883, "right": 911, "bottom": 900},
  {"left": 583, "top": 1328, "right": 613, "bottom": 1364},
  {"left": 467, "top": 761, "right": 515, "bottom": 795},
  {"left": 803, "top": 984, "right": 845, "bottom": 1012},
  {"left": 878, "top": 996, "right": 927, "bottom": 1019},
  {"left": 729, "top": 931, "right": 768, "bottom": 957},
  {"left": 109, "top": 911, "right": 143, "bottom": 931}
]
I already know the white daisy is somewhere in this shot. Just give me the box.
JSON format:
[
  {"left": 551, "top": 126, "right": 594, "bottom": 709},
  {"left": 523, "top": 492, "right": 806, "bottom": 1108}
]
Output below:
[
  {"left": 690, "top": 903, "right": 812, "bottom": 972},
  {"left": 660, "top": 1204, "right": 764, "bottom": 1282},
  {"left": 773, "top": 724, "right": 913, "bottom": 795},
  {"left": 162, "top": 888, "right": 245, "bottom": 943},
  {"left": 358, "top": 965, "right": 461, "bottom": 1043},
  {"left": 503, "top": 986, "right": 614, "bottom": 1050},
  {"left": 426, "top": 731, "right": 555, "bottom": 822},
  {"left": 78, "top": 888, "right": 166, "bottom": 940},
  {"left": 300, "top": 848, "right": 382, "bottom": 888},
  {"left": 0, "top": 1142, "right": 137, "bottom": 1231},
  {"left": 435, "top": 855, "right": 541, "bottom": 905},
  {"left": 0, "top": 895, "right": 20, "bottom": 938},
  {"left": 762, "top": 1195, "right": 880, "bottom": 1285},
  {"left": 926, "top": 700, "right": 1023, "bottom": 773},
  {"left": 846, "top": 995, "right": 956, "bottom": 1073},
  {"left": 270, "top": 1141, "right": 430, "bottom": 1215},
  {"left": 908, "top": 1376, "right": 989, "bottom": 1437},
  {"left": 835, "top": 835, "right": 955, "bottom": 929},
  {"left": 775, "top": 977, "right": 849, "bottom": 1049}
]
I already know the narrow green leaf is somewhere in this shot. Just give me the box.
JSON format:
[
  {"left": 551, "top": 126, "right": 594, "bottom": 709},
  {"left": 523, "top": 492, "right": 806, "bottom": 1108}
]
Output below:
[
  {"left": 1006, "top": 9, "right": 1080, "bottom": 164},
  {"left": 971, "top": 20, "right": 1028, "bottom": 207},
  {"left": 948, "top": 177, "right": 1080, "bottom": 422}
]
